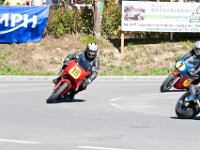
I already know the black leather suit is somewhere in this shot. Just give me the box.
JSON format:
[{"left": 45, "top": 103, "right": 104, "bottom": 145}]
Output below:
[
  {"left": 180, "top": 49, "right": 200, "bottom": 85},
  {"left": 180, "top": 49, "right": 200, "bottom": 99}
]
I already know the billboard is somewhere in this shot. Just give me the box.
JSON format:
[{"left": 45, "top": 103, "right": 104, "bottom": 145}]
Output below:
[
  {"left": 0, "top": 6, "right": 49, "bottom": 43},
  {"left": 122, "top": 1, "right": 200, "bottom": 32}
]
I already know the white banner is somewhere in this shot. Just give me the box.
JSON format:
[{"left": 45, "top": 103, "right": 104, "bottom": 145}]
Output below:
[{"left": 122, "top": 1, "right": 200, "bottom": 32}]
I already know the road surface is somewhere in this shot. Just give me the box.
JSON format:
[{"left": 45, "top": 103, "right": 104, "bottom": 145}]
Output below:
[{"left": 0, "top": 78, "right": 199, "bottom": 150}]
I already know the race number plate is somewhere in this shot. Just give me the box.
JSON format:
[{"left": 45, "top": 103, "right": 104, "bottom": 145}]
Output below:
[
  {"left": 69, "top": 66, "right": 81, "bottom": 79},
  {"left": 183, "top": 79, "right": 193, "bottom": 87},
  {"left": 175, "top": 61, "right": 186, "bottom": 71}
]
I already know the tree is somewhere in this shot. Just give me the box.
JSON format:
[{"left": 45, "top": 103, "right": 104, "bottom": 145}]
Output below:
[{"left": 93, "top": 0, "right": 104, "bottom": 38}]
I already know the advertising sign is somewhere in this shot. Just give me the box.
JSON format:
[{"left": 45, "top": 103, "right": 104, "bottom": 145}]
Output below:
[
  {"left": 0, "top": 6, "right": 49, "bottom": 43},
  {"left": 122, "top": 1, "right": 200, "bottom": 32}
]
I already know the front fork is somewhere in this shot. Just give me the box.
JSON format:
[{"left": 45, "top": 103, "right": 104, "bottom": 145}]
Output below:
[
  {"left": 172, "top": 76, "right": 181, "bottom": 86},
  {"left": 195, "top": 99, "right": 200, "bottom": 111},
  {"left": 171, "top": 70, "right": 181, "bottom": 87},
  {"left": 53, "top": 80, "right": 71, "bottom": 98}
]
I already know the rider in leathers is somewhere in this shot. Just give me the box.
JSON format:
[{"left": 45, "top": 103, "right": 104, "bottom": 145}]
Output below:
[
  {"left": 53, "top": 43, "right": 100, "bottom": 99},
  {"left": 179, "top": 41, "right": 200, "bottom": 100}
]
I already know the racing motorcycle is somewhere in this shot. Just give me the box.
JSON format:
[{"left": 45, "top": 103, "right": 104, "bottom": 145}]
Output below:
[
  {"left": 47, "top": 57, "right": 91, "bottom": 103},
  {"left": 175, "top": 90, "right": 200, "bottom": 119},
  {"left": 160, "top": 58, "right": 199, "bottom": 92}
]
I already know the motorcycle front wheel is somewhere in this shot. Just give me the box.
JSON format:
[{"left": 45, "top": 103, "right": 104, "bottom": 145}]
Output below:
[
  {"left": 175, "top": 92, "right": 199, "bottom": 119},
  {"left": 47, "top": 82, "right": 69, "bottom": 103},
  {"left": 160, "top": 74, "right": 178, "bottom": 92}
]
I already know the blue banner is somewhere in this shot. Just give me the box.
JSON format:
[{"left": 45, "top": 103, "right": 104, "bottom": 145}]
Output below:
[{"left": 0, "top": 6, "right": 50, "bottom": 43}]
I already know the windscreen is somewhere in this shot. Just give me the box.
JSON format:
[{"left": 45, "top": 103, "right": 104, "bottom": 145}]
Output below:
[{"left": 77, "top": 57, "right": 92, "bottom": 71}]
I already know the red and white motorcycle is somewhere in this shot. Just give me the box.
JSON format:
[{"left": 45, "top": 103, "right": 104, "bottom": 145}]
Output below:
[{"left": 47, "top": 57, "right": 91, "bottom": 103}]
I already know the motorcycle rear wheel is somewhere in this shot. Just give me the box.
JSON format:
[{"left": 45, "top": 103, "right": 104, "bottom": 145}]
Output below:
[
  {"left": 175, "top": 92, "right": 199, "bottom": 119},
  {"left": 47, "top": 82, "right": 69, "bottom": 103},
  {"left": 160, "top": 74, "right": 177, "bottom": 92}
]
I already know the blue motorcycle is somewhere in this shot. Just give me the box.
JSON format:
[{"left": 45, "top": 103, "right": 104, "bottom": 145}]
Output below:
[{"left": 160, "top": 58, "right": 199, "bottom": 92}]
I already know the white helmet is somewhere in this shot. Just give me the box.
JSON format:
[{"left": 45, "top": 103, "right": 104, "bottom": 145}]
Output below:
[
  {"left": 194, "top": 41, "right": 200, "bottom": 56},
  {"left": 86, "top": 43, "right": 98, "bottom": 60}
]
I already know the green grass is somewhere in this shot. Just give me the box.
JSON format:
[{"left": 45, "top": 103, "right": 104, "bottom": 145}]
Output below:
[
  {"left": 0, "top": 63, "right": 55, "bottom": 76},
  {"left": 81, "top": 35, "right": 97, "bottom": 44}
]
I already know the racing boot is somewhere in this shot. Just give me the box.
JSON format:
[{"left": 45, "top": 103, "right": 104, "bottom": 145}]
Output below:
[
  {"left": 52, "top": 76, "right": 61, "bottom": 85},
  {"left": 188, "top": 84, "right": 198, "bottom": 101},
  {"left": 68, "top": 90, "right": 77, "bottom": 100},
  {"left": 69, "top": 92, "right": 75, "bottom": 100}
]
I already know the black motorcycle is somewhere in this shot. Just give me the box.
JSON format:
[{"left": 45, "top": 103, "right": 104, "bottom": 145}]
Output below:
[{"left": 175, "top": 91, "right": 200, "bottom": 119}]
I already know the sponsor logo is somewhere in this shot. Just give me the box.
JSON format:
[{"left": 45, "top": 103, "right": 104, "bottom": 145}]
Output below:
[{"left": 0, "top": 13, "right": 37, "bottom": 34}]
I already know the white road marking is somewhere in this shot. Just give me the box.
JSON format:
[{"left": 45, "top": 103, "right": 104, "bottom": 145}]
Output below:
[
  {"left": 108, "top": 93, "right": 177, "bottom": 114},
  {"left": 0, "top": 138, "right": 40, "bottom": 144},
  {"left": 78, "top": 146, "right": 137, "bottom": 150},
  {"left": 138, "top": 92, "right": 176, "bottom": 97},
  {"left": 110, "top": 103, "right": 125, "bottom": 110},
  {"left": 109, "top": 97, "right": 125, "bottom": 102}
]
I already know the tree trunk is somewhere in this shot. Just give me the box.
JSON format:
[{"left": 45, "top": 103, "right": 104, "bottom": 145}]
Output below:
[{"left": 94, "top": 0, "right": 102, "bottom": 38}]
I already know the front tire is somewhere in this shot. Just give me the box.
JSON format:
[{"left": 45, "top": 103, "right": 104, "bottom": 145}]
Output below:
[
  {"left": 47, "top": 82, "right": 69, "bottom": 103},
  {"left": 160, "top": 74, "right": 177, "bottom": 92},
  {"left": 175, "top": 92, "right": 199, "bottom": 119}
]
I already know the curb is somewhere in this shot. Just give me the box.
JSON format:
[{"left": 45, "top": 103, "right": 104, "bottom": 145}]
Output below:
[{"left": 0, "top": 75, "right": 167, "bottom": 81}]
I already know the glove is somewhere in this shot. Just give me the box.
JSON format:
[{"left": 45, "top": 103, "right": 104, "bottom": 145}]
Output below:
[
  {"left": 188, "top": 68, "right": 198, "bottom": 76},
  {"left": 63, "top": 59, "right": 70, "bottom": 66}
]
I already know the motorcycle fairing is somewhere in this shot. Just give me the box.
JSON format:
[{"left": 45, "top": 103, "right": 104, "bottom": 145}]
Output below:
[
  {"left": 174, "top": 76, "right": 194, "bottom": 89},
  {"left": 53, "top": 59, "right": 90, "bottom": 97}
]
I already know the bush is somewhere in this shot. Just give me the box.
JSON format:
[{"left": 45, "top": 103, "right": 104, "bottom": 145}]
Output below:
[
  {"left": 46, "top": 8, "right": 73, "bottom": 37},
  {"left": 45, "top": 1, "right": 121, "bottom": 38},
  {"left": 0, "top": 0, "right": 3, "bottom": 5},
  {"left": 102, "top": 0, "right": 121, "bottom": 38},
  {"left": 46, "top": 7, "right": 93, "bottom": 37}
]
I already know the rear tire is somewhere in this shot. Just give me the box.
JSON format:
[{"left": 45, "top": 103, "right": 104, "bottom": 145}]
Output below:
[
  {"left": 47, "top": 82, "right": 69, "bottom": 103},
  {"left": 175, "top": 92, "right": 199, "bottom": 119},
  {"left": 160, "top": 74, "right": 177, "bottom": 92}
]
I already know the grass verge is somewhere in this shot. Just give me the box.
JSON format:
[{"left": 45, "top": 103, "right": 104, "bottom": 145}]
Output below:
[{"left": 0, "top": 35, "right": 195, "bottom": 76}]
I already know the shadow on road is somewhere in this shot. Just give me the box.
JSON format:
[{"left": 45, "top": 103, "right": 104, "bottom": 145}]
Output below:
[
  {"left": 62, "top": 98, "right": 86, "bottom": 103},
  {"left": 170, "top": 116, "right": 200, "bottom": 120},
  {"left": 160, "top": 89, "right": 186, "bottom": 93},
  {"left": 46, "top": 98, "right": 86, "bottom": 104}
]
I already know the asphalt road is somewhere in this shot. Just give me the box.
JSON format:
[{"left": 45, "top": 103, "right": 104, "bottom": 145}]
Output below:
[{"left": 0, "top": 78, "right": 199, "bottom": 150}]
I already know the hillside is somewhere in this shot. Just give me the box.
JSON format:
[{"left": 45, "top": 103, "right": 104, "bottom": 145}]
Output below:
[{"left": 0, "top": 34, "right": 194, "bottom": 76}]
